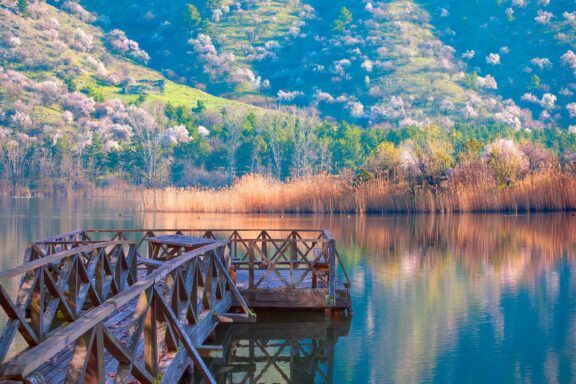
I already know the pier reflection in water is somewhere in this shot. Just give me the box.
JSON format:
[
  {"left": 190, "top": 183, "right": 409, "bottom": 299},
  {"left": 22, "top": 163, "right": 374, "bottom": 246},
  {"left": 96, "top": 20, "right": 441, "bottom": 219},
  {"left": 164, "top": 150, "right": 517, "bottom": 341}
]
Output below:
[{"left": 211, "top": 313, "right": 350, "bottom": 384}]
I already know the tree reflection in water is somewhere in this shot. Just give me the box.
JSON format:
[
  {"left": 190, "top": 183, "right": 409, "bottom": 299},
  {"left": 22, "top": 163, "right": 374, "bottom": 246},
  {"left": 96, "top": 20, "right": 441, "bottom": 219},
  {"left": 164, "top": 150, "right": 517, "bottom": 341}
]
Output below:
[{"left": 1, "top": 199, "right": 575, "bottom": 383}]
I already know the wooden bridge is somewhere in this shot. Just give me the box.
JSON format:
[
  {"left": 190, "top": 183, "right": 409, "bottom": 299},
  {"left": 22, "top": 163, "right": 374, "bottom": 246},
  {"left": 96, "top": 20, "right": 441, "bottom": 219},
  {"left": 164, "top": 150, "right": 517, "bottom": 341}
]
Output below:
[{"left": 0, "top": 229, "right": 351, "bottom": 383}]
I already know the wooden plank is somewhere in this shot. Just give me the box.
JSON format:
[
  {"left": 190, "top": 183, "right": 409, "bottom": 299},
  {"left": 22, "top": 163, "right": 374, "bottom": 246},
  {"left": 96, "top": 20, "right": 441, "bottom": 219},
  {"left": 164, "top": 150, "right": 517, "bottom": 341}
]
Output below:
[
  {"left": 152, "top": 288, "right": 215, "bottom": 384},
  {"left": 196, "top": 345, "right": 223, "bottom": 358},
  {"left": 213, "top": 313, "right": 256, "bottom": 323},
  {"left": 147, "top": 236, "right": 216, "bottom": 249}
]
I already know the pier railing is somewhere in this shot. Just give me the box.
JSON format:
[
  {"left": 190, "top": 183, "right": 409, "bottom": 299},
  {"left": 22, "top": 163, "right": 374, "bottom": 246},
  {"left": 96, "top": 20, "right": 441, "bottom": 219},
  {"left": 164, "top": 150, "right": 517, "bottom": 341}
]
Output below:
[
  {"left": 33, "top": 229, "right": 351, "bottom": 295},
  {"left": 0, "top": 241, "right": 137, "bottom": 365},
  {"left": 0, "top": 241, "right": 252, "bottom": 384}
]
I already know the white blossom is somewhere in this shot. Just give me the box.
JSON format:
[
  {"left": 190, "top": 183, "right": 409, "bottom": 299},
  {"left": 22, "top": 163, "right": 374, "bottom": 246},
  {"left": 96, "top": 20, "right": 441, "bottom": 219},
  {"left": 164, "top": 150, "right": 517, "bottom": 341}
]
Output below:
[
  {"left": 540, "top": 93, "right": 556, "bottom": 110},
  {"left": 461, "top": 50, "right": 475, "bottom": 59},
  {"left": 197, "top": 125, "right": 209, "bottom": 137},
  {"left": 534, "top": 10, "right": 554, "bottom": 24},
  {"left": 346, "top": 101, "right": 365, "bottom": 118},
  {"left": 566, "top": 103, "right": 576, "bottom": 118},
  {"left": 486, "top": 53, "right": 501, "bottom": 65},
  {"left": 521, "top": 93, "right": 539, "bottom": 104},
  {"left": 71, "top": 28, "right": 93, "bottom": 52},
  {"left": 561, "top": 50, "right": 576, "bottom": 75},
  {"left": 162, "top": 125, "right": 190, "bottom": 146},
  {"left": 530, "top": 57, "right": 552, "bottom": 69},
  {"left": 477, "top": 74, "right": 498, "bottom": 90},
  {"left": 277, "top": 90, "right": 303, "bottom": 101}
]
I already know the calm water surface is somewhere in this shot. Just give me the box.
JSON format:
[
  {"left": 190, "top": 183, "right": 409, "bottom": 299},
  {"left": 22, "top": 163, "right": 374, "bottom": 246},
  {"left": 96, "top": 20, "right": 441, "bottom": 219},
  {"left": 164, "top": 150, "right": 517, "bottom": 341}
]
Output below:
[{"left": 0, "top": 198, "right": 575, "bottom": 383}]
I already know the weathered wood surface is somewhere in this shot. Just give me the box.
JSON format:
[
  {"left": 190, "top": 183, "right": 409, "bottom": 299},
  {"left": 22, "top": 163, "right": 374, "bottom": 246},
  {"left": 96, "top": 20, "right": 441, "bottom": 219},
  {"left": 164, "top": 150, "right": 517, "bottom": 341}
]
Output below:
[
  {"left": 147, "top": 235, "right": 216, "bottom": 249},
  {"left": 147, "top": 235, "right": 217, "bottom": 262},
  {"left": 34, "top": 229, "right": 352, "bottom": 292},
  {"left": 0, "top": 241, "right": 138, "bottom": 366},
  {"left": 0, "top": 229, "right": 352, "bottom": 383},
  {"left": 0, "top": 241, "right": 252, "bottom": 383}
]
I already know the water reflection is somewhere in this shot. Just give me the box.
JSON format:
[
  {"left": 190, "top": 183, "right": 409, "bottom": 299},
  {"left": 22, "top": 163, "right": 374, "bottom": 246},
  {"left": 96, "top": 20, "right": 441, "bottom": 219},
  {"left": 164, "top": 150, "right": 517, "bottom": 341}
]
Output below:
[
  {"left": 212, "top": 313, "right": 351, "bottom": 384},
  {"left": 0, "top": 199, "right": 575, "bottom": 383}
]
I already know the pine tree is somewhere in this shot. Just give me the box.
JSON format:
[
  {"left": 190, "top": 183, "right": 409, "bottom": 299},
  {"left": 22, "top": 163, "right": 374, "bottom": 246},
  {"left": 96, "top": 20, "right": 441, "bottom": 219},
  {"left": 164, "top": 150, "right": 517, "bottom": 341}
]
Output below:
[
  {"left": 17, "top": 0, "right": 28, "bottom": 16},
  {"left": 183, "top": 4, "right": 202, "bottom": 31},
  {"left": 332, "top": 7, "right": 352, "bottom": 33}
]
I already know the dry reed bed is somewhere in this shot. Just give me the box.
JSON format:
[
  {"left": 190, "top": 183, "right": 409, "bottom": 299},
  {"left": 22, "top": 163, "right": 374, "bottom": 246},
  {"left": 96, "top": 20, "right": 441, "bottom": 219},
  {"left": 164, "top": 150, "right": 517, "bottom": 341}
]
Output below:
[{"left": 138, "top": 168, "right": 576, "bottom": 213}]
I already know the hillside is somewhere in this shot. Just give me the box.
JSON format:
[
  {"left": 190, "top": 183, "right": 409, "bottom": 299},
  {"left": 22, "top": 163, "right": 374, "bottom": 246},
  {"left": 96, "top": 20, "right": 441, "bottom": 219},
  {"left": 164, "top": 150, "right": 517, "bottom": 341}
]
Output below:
[
  {"left": 0, "top": 1, "right": 250, "bottom": 111},
  {"left": 71, "top": 0, "right": 575, "bottom": 130},
  {"left": 0, "top": 0, "right": 258, "bottom": 188}
]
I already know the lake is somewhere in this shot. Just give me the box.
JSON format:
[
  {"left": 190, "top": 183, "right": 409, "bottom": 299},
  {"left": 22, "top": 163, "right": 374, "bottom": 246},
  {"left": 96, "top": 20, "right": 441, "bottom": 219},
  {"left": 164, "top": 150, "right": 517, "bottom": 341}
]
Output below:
[{"left": 0, "top": 198, "right": 575, "bottom": 383}]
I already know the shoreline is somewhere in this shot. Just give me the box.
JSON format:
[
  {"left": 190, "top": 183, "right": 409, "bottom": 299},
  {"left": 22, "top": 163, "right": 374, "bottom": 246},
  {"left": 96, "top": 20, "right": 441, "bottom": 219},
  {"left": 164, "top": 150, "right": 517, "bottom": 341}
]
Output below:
[{"left": 3, "top": 170, "right": 576, "bottom": 214}]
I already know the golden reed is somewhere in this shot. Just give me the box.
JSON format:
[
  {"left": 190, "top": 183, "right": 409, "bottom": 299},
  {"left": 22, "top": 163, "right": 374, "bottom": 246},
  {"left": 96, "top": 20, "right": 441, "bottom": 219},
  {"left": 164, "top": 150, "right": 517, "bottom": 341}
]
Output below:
[{"left": 137, "top": 166, "right": 576, "bottom": 213}]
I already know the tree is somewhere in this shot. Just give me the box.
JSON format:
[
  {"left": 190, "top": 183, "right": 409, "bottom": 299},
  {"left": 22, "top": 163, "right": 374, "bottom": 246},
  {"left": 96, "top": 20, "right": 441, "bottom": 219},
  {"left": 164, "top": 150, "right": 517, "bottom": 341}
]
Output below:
[
  {"left": 332, "top": 122, "right": 363, "bottom": 170},
  {"left": 363, "top": 142, "right": 400, "bottom": 177},
  {"left": 258, "top": 111, "right": 289, "bottom": 179},
  {"left": 193, "top": 100, "right": 206, "bottom": 114},
  {"left": 125, "top": 103, "right": 166, "bottom": 186},
  {"left": 184, "top": 4, "right": 202, "bottom": 31},
  {"left": 0, "top": 133, "right": 35, "bottom": 186},
  {"left": 398, "top": 127, "right": 454, "bottom": 186},
  {"left": 332, "top": 7, "right": 352, "bottom": 32},
  {"left": 17, "top": 0, "right": 28, "bottom": 16},
  {"left": 237, "top": 112, "right": 264, "bottom": 175},
  {"left": 221, "top": 107, "right": 243, "bottom": 182},
  {"left": 482, "top": 139, "right": 529, "bottom": 185},
  {"left": 291, "top": 111, "right": 319, "bottom": 177},
  {"left": 204, "top": 0, "right": 225, "bottom": 10}
]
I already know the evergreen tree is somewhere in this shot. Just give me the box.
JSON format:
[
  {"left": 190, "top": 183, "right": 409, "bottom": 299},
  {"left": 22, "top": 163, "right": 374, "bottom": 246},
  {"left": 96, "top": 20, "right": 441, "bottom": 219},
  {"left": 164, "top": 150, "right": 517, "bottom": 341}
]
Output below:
[
  {"left": 184, "top": 4, "right": 202, "bottom": 31},
  {"left": 332, "top": 7, "right": 352, "bottom": 32},
  {"left": 17, "top": 0, "right": 28, "bottom": 16}
]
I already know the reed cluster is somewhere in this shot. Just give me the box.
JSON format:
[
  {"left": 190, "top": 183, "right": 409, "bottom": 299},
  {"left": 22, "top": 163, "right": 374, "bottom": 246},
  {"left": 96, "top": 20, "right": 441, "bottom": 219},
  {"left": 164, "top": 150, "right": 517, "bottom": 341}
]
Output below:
[{"left": 138, "top": 164, "right": 576, "bottom": 213}]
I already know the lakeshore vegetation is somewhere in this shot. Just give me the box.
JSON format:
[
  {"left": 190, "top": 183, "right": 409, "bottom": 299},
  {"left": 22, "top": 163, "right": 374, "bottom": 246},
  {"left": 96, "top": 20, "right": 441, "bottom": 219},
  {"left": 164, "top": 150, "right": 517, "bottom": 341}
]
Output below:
[{"left": 1, "top": 1, "right": 576, "bottom": 213}]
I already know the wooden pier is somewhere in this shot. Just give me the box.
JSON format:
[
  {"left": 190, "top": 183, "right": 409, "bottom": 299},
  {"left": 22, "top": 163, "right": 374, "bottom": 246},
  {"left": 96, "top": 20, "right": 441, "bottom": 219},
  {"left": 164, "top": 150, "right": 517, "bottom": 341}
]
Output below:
[{"left": 0, "top": 229, "right": 351, "bottom": 383}]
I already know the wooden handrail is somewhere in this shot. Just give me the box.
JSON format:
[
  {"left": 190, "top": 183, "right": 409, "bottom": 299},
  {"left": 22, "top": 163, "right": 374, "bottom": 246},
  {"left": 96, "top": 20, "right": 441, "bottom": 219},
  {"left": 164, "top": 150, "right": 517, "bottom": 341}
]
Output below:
[
  {"left": 1, "top": 241, "right": 249, "bottom": 384},
  {"left": 0, "top": 241, "right": 139, "bottom": 367},
  {"left": 34, "top": 228, "right": 351, "bottom": 303},
  {"left": 0, "top": 241, "right": 133, "bottom": 280}
]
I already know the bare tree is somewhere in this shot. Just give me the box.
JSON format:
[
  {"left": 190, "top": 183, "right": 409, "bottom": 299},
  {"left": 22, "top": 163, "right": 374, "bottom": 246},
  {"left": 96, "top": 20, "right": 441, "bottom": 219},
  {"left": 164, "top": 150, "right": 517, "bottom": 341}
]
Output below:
[
  {"left": 291, "top": 111, "right": 319, "bottom": 177},
  {"left": 221, "top": 107, "right": 243, "bottom": 183},
  {"left": 0, "top": 132, "right": 36, "bottom": 187},
  {"left": 257, "top": 110, "right": 288, "bottom": 179},
  {"left": 125, "top": 102, "right": 166, "bottom": 186}
]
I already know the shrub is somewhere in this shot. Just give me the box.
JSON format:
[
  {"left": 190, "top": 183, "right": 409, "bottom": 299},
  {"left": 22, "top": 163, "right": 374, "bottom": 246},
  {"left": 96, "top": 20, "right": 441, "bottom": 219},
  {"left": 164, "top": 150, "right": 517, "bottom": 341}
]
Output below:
[
  {"left": 482, "top": 139, "right": 529, "bottom": 185},
  {"left": 105, "top": 29, "right": 150, "bottom": 64}
]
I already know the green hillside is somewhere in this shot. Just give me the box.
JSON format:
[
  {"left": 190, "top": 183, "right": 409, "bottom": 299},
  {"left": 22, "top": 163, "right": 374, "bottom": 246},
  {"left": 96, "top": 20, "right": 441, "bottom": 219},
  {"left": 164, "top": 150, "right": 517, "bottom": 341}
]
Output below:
[
  {"left": 0, "top": 1, "right": 250, "bottom": 112},
  {"left": 70, "top": 0, "right": 576, "bottom": 130}
]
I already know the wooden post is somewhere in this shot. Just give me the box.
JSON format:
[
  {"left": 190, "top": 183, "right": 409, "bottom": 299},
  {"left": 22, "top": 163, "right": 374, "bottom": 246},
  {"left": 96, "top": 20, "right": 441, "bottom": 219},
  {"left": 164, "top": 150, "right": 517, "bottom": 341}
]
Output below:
[
  {"left": 290, "top": 235, "right": 297, "bottom": 288},
  {"left": 249, "top": 241, "right": 254, "bottom": 290},
  {"left": 144, "top": 295, "right": 159, "bottom": 376},
  {"left": 30, "top": 268, "right": 44, "bottom": 338},
  {"left": 328, "top": 238, "right": 336, "bottom": 309}
]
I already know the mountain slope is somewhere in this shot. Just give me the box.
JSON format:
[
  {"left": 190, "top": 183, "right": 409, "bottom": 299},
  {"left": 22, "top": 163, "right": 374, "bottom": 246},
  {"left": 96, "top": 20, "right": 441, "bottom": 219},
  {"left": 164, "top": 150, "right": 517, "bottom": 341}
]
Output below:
[
  {"left": 73, "top": 0, "right": 576, "bottom": 130},
  {"left": 419, "top": 0, "right": 576, "bottom": 128},
  {"left": 0, "top": 0, "right": 257, "bottom": 187},
  {"left": 0, "top": 1, "right": 249, "bottom": 112}
]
